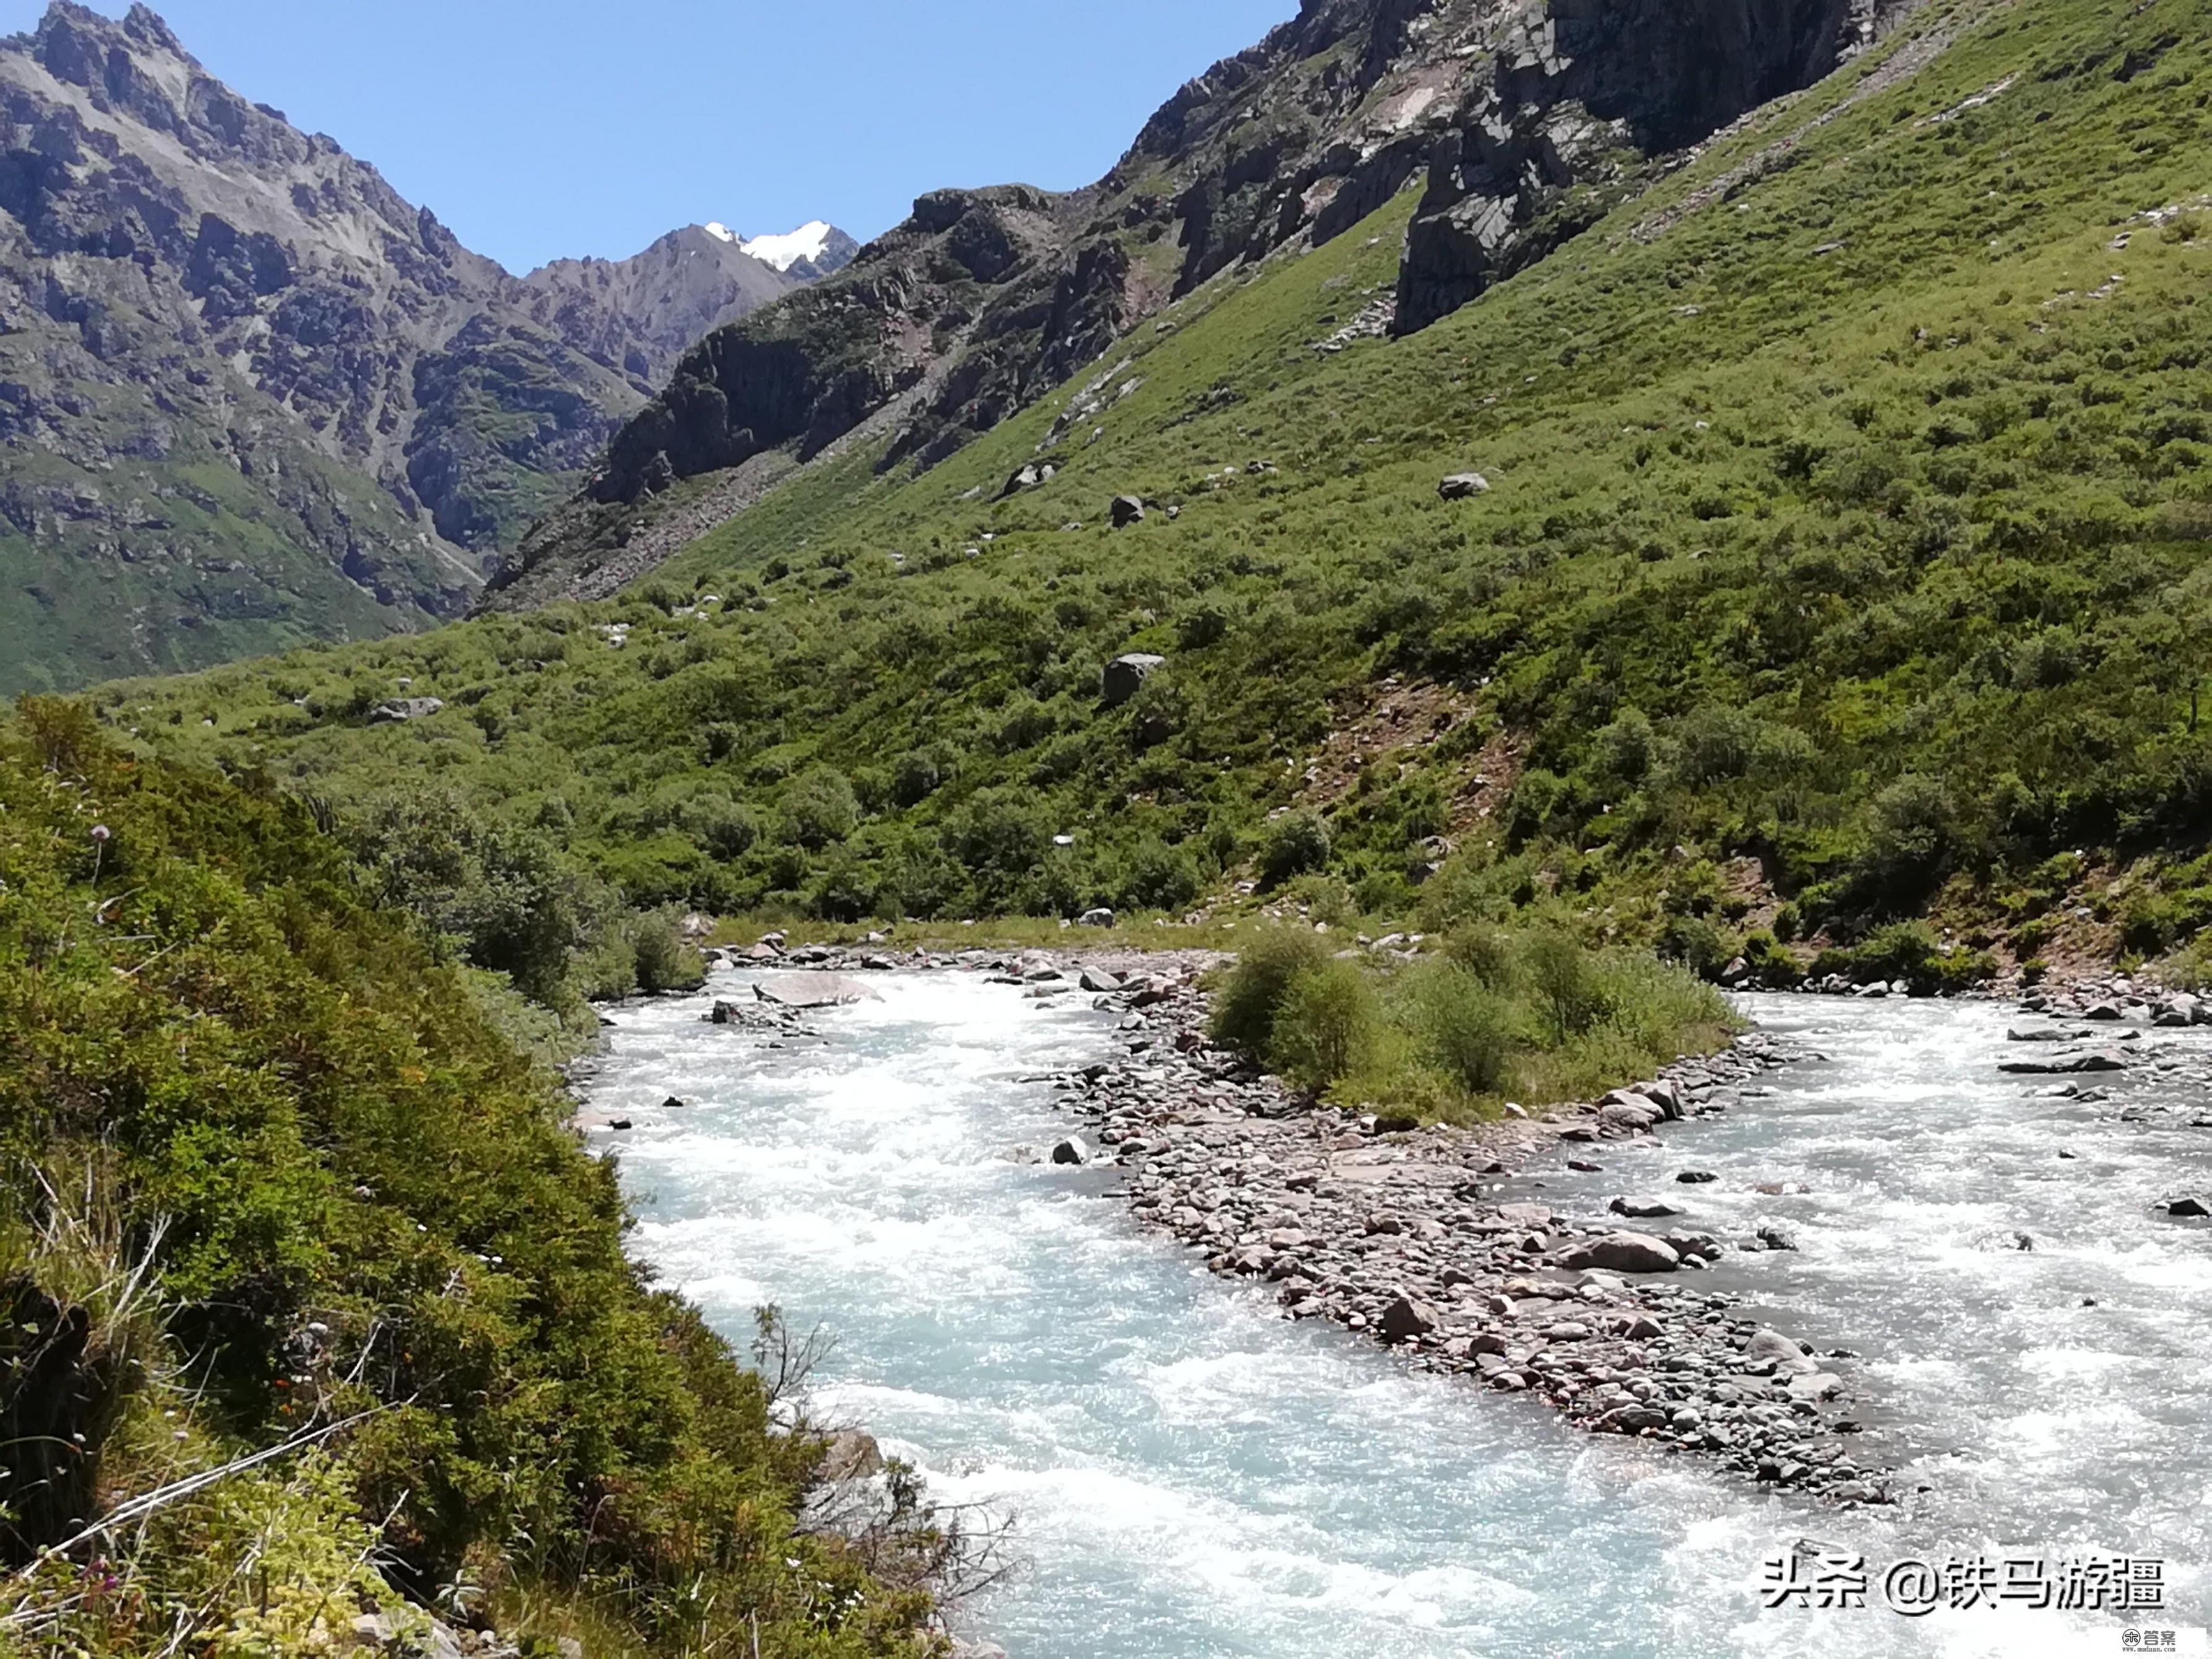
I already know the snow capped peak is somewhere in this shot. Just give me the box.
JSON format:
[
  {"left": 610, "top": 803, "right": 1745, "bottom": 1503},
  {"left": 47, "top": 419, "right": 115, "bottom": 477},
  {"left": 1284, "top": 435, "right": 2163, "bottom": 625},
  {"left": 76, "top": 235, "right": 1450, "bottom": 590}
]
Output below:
[
  {"left": 738, "top": 221, "right": 836, "bottom": 272},
  {"left": 701, "top": 222, "right": 739, "bottom": 245}
]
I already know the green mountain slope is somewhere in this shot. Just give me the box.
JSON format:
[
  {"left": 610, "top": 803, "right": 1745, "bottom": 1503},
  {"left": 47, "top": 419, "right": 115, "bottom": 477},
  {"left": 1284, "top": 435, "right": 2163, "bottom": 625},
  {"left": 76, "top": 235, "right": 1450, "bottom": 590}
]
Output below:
[
  {"left": 93, "top": 0, "right": 2212, "bottom": 974},
  {"left": 0, "top": 703, "right": 950, "bottom": 1655}
]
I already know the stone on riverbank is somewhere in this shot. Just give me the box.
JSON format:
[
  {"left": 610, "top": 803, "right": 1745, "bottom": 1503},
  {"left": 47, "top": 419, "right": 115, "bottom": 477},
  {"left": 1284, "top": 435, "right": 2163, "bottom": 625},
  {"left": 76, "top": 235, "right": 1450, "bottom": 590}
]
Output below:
[
  {"left": 1560, "top": 1233, "right": 1681, "bottom": 1273},
  {"left": 1378, "top": 1292, "right": 1443, "bottom": 1342}
]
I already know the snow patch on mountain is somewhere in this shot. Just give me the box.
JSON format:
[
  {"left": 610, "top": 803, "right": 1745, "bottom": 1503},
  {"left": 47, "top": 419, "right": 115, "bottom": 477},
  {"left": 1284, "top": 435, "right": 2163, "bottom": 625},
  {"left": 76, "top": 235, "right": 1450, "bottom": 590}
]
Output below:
[{"left": 738, "top": 221, "right": 837, "bottom": 272}]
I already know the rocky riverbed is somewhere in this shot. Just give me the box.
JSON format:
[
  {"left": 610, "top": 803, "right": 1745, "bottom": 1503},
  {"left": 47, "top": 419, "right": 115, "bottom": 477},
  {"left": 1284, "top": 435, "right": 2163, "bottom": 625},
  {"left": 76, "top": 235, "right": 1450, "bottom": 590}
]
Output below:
[{"left": 719, "top": 935, "right": 1893, "bottom": 1507}]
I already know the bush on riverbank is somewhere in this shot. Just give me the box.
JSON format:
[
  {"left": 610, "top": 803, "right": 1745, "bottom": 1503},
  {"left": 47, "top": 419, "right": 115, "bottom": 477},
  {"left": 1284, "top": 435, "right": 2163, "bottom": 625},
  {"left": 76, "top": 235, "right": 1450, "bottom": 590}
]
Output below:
[
  {"left": 0, "top": 706, "right": 951, "bottom": 1658},
  {"left": 1210, "top": 924, "right": 1739, "bottom": 1123},
  {"left": 1807, "top": 919, "right": 1995, "bottom": 996}
]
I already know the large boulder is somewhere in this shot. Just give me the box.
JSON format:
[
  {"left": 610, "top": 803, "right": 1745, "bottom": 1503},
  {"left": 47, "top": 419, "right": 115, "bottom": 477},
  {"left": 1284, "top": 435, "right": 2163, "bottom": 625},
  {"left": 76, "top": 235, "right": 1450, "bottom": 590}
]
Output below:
[
  {"left": 1101, "top": 654, "right": 1165, "bottom": 707},
  {"left": 1051, "top": 1135, "right": 1091, "bottom": 1166},
  {"left": 368, "top": 697, "right": 445, "bottom": 724},
  {"left": 1110, "top": 493, "right": 1147, "bottom": 528},
  {"left": 752, "top": 973, "right": 870, "bottom": 1009},
  {"left": 1377, "top": 1292, "right": 1441, "bottom": 1342},
  {"left": 1438, "top": 471, "right": 1490, "bottom": 500},
  {"left": 1597, "top": 1101, "right": 1661, "bottom": 1134},
  {"left": 1998, "top": 1048, "right": 2129, "bottom": 1074},
  {"left": 820, "top": 1429, "right": 885, "bottom": 1481},
  {"left": 1560, "top": 1232, "right": 1679, "bottom": 1273},
  {"left": 1743, "top": 1326, "right": 1815, "bottom": 1373}
]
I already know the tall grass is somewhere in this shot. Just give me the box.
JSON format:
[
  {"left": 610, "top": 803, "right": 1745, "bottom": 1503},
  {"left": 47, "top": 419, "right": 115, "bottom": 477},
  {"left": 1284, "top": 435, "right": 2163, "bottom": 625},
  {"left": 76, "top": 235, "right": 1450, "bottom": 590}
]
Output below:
[{"left": 1210, "top": 924, "right": 1739, "bottom": 1124}]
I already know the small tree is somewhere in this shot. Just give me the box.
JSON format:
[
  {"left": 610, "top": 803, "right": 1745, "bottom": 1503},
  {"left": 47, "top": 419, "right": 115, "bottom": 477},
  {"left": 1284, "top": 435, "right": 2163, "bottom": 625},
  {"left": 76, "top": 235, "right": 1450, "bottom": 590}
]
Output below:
[{"left": 1258, "top": 811, "right": 1331, "bottom": 890}]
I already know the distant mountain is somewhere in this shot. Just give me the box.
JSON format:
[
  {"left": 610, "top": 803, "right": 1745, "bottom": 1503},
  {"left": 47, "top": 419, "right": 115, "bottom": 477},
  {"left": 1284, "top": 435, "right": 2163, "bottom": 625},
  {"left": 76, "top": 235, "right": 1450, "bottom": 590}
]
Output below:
[
  {"left": 522, "top": 221, "right": 857, "bottom": 395},
  {"left": 0, "top": 2, "right": 849, "bottom": 693},
  {"left": 501, "top": 0, "right": 1917, "bottom": 606},
  {"left": 719, "top": 220, "right": 861, "bottom": 284}
]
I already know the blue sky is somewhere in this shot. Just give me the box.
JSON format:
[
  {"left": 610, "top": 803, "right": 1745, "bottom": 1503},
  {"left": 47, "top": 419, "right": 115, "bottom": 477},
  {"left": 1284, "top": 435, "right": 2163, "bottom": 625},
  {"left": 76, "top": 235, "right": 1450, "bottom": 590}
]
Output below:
[{"left": 2, "top": 0, "right": 1295, "bottom": 273}]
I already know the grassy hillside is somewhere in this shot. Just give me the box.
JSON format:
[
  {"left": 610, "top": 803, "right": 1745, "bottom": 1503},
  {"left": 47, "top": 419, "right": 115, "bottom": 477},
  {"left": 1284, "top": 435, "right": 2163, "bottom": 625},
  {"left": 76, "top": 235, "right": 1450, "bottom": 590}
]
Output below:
[
  {"left": 90, "top": 0, "right": 2212, "bottom": 980},
  {"left": 0, "top": 701, "right": 952, "bottom": 1657}
]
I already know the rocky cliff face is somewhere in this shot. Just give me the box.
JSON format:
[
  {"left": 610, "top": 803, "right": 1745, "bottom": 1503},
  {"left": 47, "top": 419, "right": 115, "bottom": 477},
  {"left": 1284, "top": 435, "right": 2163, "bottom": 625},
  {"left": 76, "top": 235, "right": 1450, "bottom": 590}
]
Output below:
[
  {"left": 542, "top": 0, "right": 1913, "bottom": 586},
  {"left": 0, "top": 3, "right": 844, "bottom": 690}
]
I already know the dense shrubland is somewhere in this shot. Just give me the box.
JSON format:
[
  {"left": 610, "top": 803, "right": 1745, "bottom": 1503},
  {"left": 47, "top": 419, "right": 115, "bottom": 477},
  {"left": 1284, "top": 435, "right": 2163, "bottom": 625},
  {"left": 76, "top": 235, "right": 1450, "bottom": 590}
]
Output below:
[
  {"left": 0, "top": 701, "right": 950, "bottom": 1657},
  {"left": 89, "top": 0, "right": 2212, "bottom": 983},
  {"left": 1210, "top": 924, "right": 1739, "bottom": 1126}
]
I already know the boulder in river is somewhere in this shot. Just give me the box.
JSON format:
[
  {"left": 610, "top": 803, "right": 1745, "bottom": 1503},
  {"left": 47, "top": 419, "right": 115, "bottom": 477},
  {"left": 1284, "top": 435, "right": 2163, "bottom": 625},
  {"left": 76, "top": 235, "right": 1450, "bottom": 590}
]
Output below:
[
  {"left": 2164, "top": 1196, "right": 2210, "bottom": 1219},
  {"left": 1609, "top": 1196, "right": 1684, "bottom": 1220},
  {"left": 1560, "top": 1232, "right": 1680, "bottom": 1273},
  {"left": 753, "top": 974, "right": 872, "bottom": 1009},
  {"left": 1051, "top": 1135, "right": 1092, "bottom": 1166},
  {"left": 1997, "top": 1048, "right": 2128, "bottom": 1074}
]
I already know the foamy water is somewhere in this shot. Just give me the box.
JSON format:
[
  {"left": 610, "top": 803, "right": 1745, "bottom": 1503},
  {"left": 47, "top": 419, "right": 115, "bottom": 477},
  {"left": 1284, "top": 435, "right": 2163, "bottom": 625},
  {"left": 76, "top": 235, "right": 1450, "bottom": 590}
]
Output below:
[{"left": 586, "top": 974, "right": 2211, "bottom": 1658}]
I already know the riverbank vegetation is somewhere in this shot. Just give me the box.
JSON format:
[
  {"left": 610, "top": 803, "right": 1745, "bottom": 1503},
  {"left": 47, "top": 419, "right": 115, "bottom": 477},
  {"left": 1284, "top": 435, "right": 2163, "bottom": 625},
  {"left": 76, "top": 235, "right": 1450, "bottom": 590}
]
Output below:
[
  {"left": 0, "top": 703, "right": 952, "bottom": 1658},
  {"left": 1210, "top": 924, "right": 1739, "bottom": 1126}
]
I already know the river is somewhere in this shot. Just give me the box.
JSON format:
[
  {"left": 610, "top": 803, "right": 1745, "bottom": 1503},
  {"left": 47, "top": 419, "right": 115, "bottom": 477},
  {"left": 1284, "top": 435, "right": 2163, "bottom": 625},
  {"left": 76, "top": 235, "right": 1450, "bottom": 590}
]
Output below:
[{"left": 584, "top": 972, "right": 2211, "bottom": 1658}]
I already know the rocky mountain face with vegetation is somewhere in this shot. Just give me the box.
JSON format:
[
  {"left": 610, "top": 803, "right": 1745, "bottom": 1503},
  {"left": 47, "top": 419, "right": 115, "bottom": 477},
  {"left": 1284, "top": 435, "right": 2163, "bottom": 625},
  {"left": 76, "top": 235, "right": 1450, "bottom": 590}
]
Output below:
[
  {"left": 503, "top": 0, "right": 1918, "bottom": 605},
  {"left": 0, "top": 2, "right": 844, "bottom": 694},
  {"left": 519, "top": 222, "right": 855, "bottom": 392}
]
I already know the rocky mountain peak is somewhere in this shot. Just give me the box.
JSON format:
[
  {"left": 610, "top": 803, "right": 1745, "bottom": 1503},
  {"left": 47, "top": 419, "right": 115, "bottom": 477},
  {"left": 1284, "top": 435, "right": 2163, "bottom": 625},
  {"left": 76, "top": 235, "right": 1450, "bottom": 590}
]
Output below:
[
  {"left": 0, "top": 2, "right": 849, "bottom": 691},
  {"left": 538, "top": 0, "right": 1918, "bottom": 569}
]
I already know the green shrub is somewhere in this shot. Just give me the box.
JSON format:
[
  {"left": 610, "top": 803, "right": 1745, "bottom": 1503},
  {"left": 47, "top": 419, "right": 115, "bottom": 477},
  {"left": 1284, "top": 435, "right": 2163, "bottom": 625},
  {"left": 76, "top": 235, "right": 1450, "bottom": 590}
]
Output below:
[
  {"left": 1267, "top": 958, "right": 1383, "bottom": 1093},
  {"left": 340, "top": 787, "right": 592, "bottom": 1009},
  {"left": 1521, "top": 926, "right": 1611, "bottom": 1041},
  {"left": 1656, "top": 914, "right": 1738, "bottom": 981},
  {"left": 1121, "top": 836, "right": 1201, "bottom": 912},
  {"left": 1258, "top": 810, "right": 1332, "bottom": 889},
  {"left": 779, "top": 766, "right": 860, "bottom": 849},
  {"left": 687, "top": 794, "right": 760, "bottom": 861},
  {"left": 630, "top": 904, "right": 707, "bottom": 994},
  {"left": 1210, "top": 927, "right": 1330, "bottom": 1062},
  {"left": 1404, "top": 963, "right": 1519, "bottom": 1095},
  {"left": 1443, "top": 923, "right": 1522, "bottom": 989}
]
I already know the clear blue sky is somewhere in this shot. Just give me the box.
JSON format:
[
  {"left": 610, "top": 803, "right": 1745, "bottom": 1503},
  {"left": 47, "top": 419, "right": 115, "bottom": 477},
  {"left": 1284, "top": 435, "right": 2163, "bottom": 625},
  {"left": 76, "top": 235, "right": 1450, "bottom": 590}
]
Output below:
[{"left": 2, "top": 0, "right": 1294, "bottom": 273}]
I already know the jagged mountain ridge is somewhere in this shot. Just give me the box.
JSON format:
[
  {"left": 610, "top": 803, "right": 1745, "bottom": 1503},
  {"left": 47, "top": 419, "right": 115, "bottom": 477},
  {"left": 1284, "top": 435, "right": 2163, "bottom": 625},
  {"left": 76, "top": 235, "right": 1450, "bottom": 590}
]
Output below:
[
  {"left": 494, "top": 0, "right": 1913, "bottom": 608},
  {"left": 0, "top": 1, "right": 849, "bottom": 691},
  {"left": 520, "top": 221, "right": 857, "bottom": 392}
]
